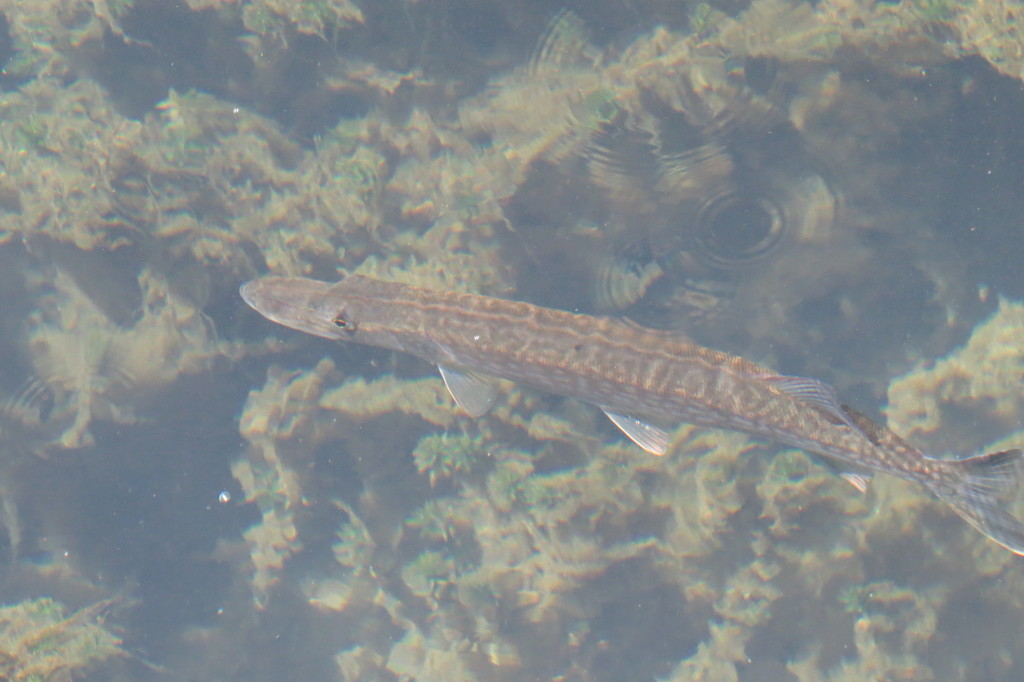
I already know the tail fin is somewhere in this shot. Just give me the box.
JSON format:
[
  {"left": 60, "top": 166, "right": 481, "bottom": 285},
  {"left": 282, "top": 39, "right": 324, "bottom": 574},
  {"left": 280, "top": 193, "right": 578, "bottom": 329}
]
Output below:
[{"left": 929, "top": 449, "right": 1024, "bottom": 555}]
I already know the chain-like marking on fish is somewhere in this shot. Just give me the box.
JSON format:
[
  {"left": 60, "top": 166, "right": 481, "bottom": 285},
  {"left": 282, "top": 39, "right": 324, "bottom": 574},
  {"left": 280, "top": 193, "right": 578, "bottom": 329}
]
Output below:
[{"left": 240, "top": 274, "right": 1024, "bottom": 556}]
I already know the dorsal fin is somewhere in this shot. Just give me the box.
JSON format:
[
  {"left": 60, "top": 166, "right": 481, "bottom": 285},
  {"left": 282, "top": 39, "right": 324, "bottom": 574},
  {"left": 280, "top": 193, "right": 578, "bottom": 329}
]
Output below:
[{"left": 765, "top": 374, "right": 866, "bottom": 437}]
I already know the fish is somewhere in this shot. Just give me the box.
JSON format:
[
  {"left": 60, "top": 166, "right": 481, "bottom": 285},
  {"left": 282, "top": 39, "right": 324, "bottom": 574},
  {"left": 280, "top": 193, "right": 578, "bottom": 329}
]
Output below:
[{"left": 240, "top": 274, "right": 1024, "bottom": 555}]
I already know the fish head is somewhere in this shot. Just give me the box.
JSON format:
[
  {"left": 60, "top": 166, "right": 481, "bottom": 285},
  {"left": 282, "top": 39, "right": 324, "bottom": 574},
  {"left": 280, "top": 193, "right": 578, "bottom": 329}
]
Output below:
[{"left": 240, "top": 276, "right": 352, "bottom": 341}]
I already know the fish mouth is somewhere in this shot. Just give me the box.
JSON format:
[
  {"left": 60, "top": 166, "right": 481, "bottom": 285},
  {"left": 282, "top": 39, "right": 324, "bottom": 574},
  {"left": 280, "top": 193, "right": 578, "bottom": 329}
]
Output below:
[
  {"left": 239, "top": 280, "right": 259, "bottom": 309},
  {"left": 239, "top": 276, "right": 343, "bottom": 340},
  {"left": 240, "top": 277, "right": 296, "bottom": 316},
  {"left": 239, "top": 277, "right": 295, "bottom": 325}
]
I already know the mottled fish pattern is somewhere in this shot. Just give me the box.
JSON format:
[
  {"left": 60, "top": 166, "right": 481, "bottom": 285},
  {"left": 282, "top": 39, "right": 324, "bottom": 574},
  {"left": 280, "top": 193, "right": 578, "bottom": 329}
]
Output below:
[{"left": 241, "top": 275, "right": 1024, "bottom": 556}]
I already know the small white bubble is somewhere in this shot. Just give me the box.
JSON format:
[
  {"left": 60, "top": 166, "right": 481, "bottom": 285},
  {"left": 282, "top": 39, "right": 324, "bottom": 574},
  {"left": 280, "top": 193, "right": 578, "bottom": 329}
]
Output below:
[{"left": 218, "top": 490, "right": 231, "bottom": 503}]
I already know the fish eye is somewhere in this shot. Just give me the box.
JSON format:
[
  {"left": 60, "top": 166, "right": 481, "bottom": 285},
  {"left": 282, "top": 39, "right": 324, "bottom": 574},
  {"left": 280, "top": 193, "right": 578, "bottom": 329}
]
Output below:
[{"left": 332, "top": 312, "right": 353, "bottom": 330}]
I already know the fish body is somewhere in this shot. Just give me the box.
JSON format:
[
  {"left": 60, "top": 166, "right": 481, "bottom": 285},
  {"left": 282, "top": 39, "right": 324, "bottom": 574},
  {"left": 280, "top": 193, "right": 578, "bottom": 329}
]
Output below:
[{"left": 241, "top": 274, "right": 1024, "bottom": 555}]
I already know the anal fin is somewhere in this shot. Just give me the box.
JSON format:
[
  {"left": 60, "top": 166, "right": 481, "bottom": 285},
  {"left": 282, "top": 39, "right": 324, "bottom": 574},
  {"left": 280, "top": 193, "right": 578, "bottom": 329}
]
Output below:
[{"left": 825, "top": 460, "right": 873, "bottom": 492}]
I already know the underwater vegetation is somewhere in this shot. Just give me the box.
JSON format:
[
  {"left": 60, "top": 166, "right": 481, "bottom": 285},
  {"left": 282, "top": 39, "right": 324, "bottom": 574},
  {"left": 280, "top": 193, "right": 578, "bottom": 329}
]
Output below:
[
  {"left": 0, "top": 0, "right": 1022, "bottom": 679},
  {"left": 0, "top": 596, "right": 124, "bottom": 681}
]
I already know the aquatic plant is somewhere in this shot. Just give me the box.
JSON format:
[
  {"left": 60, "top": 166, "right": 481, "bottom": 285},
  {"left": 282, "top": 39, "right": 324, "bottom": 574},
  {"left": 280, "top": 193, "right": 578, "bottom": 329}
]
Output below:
[
  {"left": 411, "top": 432, "right": 484, "bottom": 486},
  {"left": 20, "top": 265, "right": 265, "bottom": 450},
  {"left": 236, "top": 359, "right": 340, "bottom": 605},
  {"left": 241, "top": 0, "right": 364, "bottom": 41},
  {"left": 0, "top": 596, "right": 124, "bottom": 681},
  {"left": 888, "top": 296, "right": 1024, "bottom": 451},
  {"left": 401, "top": 549, "right": 452, "bottom": 602}
]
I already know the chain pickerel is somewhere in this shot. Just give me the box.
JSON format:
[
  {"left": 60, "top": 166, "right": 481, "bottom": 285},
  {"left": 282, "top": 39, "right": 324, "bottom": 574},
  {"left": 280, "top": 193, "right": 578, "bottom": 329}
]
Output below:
[{"left": 241, "top": 274, "right": 1024, "bottom": 555}]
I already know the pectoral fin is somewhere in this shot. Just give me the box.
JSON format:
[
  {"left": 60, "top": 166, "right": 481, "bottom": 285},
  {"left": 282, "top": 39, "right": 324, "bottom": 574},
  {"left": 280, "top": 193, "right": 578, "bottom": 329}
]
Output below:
[
  {"left": 603, "top": 410, "right": 671, "bottom": 455},
  {"left": 438, "top": 365, "right": 499, "bottom": 417}
]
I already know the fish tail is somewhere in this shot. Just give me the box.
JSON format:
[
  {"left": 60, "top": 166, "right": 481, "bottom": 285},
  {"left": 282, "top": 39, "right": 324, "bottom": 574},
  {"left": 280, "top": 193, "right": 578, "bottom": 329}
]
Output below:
[{"left": 929, "top": 448, "right": 1024, "bottom": 555}]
